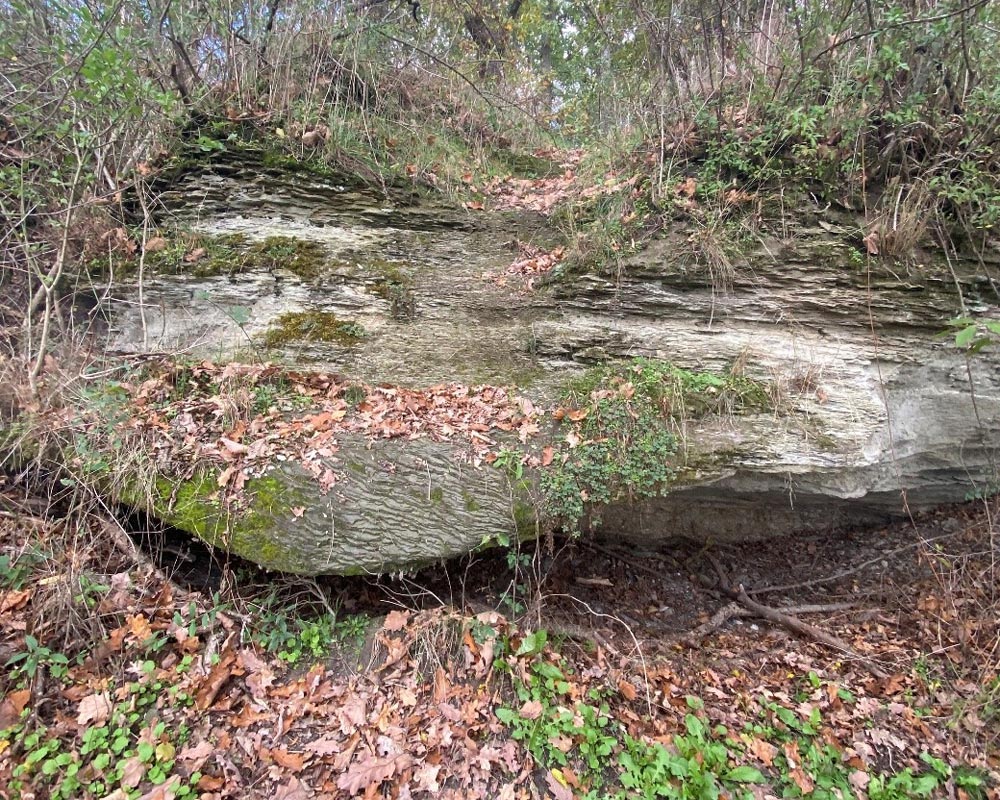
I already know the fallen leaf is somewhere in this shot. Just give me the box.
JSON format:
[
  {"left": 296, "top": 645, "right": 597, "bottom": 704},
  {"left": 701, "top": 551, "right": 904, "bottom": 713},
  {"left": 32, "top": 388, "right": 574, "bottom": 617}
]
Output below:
[
  {"left": 120, "top": 756, "right": 145, "bottom": 789},
  {"left": 274, "top": 777, "right": 312, "bottom": 800},
  {"left": 336, "top": 752, "right": 413, "bottom": 795},
  {"left": 414, "top": 764, "right": 441, "bottom": 792},
  {"left": 127, "top": 614, "right": 153, "bottom": 642},
  {"left": 382, "top": 610, "right": 410, "bottom": 632},
  {"left": 270, "top": 748, "right": 308, "bottom": 771},
  {"left": 305, "top": 736, "right": 342, "bottom": 757},
  {"left": 0, "top": 588, "right": 32, "bottom": 613},
  {"left": 849, "top": 770, "right": 870, "bottom": 792},
  {"left": 217, "top": 465, "right": 236, "bottom": 488},
  {"left": 863, "top": 231, "right": 880, "bottom": 255},
  {"left": 790, "top": 767, "right": 814, "bottom": 794},
  {"left": 178, "top": 740, "right": 214, "bottom": 769},
  {"left": 136, "top": 778, "right": 181, "bottom": 800},
  {"left": 195, "top": 649, "right": 236, "bottom": 710},
  {"left": 0, "top": 689, "right": 30, "bottom": 729},
  {"left": 747, "top": 737, "right": 778, "bottom": 767},
  {"left": 77, "top": 692, "right": 113, "bottom": 726},
  {"left": 541, "top": 445, "right": 555, "bottom": 467},
  {"left": 519, "top": 699, "right": 543, "bottom": 720},
  {"left": 545, "top": 770, "right": 574, "bottom": 800}
]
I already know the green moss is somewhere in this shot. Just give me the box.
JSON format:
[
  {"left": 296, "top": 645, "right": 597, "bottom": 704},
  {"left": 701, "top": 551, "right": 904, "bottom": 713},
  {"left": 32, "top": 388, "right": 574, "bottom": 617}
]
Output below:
[
  {"left": 513, "top": 501, "right": 540, "bottom": 539},
  {"left": 462, "top": 491, "right": 482, "bottom": 513},
  {"left": 564, "top": 357, "right": 772, "bottom": 419},
  {"left": 246, "top": 236, "right": 330, "bottom": 280},
  {"left": 429, "top": 487, "right": 444, "bottom": 505},
  {"left": 134, "top": 468, "right": 312, "bottom": 573},
  {"left": 344, "top": 385, "right": 367, "bottom": 407},
  {"left": 262, "top": 311, "right": 365, "bottom": 348},
  {"left": 367, "top": 260, "right": 416, "bottom": 320},
  {"left": 102, "top": 231, "right": 334, "bottom": 282}
]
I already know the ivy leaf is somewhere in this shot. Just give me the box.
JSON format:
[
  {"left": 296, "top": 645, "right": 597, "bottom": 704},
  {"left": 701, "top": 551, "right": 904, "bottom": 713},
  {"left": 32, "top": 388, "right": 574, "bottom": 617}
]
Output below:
[{"left": 515, "top": 629, "right": 548, "bottom": 656}]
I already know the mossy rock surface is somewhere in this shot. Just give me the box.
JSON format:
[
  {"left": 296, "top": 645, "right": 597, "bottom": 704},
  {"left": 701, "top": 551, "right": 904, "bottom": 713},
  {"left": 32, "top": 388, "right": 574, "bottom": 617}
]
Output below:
[{"left": 127, "top": 436, "right": 528, "bottom": 575}]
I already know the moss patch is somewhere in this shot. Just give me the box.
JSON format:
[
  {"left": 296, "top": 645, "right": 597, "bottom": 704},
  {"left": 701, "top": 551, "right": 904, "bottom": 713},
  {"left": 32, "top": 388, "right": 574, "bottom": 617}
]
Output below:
[
  {"left": 262, "top": 311, "right": 365, "bottom": 348},
  {"left": 140, "top": 468, "right": 311, "bottom": 573},
  {"left": 367, "top": 260, "right": 416, "bottom": 320},
  {"left": 96, "top": 232, "right": 335, "bottom": 282}
]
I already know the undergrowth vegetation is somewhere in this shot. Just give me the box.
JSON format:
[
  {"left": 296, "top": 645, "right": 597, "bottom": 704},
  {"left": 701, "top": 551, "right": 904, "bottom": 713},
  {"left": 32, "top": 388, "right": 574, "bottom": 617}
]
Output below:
[{"left": 538, "top": 358, "right": 771, "bottom": 531}]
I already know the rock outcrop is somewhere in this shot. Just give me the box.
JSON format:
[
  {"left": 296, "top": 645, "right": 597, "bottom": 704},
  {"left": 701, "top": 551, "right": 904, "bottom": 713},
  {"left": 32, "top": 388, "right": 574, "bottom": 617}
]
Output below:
[{"left": 91, "top": 157, "right": 1000, "bottom": 574}]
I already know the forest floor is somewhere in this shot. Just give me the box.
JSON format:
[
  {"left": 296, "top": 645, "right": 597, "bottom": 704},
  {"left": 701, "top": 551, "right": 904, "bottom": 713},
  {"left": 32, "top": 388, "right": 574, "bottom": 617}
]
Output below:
[{"left": 1, "top": 485, "right": 998, "bottom": 800}]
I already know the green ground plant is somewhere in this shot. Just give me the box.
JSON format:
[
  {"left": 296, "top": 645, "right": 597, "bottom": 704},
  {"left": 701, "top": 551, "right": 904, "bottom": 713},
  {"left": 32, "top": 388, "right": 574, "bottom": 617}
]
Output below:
[
  {"left": 249, "top": 590, "right": 367, "bottom": 666},
  {"left": 541, "top": 358, "right": 770, "bottom": 532},
  {"left": 4, "top": 661, "right": 202, "bottom": 800},
  {"left": 495, "top": 639, "right": 990, "bottom": 800}
]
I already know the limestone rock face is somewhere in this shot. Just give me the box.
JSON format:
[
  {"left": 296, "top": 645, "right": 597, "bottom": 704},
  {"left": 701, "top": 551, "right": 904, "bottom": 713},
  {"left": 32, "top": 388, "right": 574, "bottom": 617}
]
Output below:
[
  {"left": 101, "top": 158, "right": 1000, "bottom": 573},
  {"left": 536, "top": 224, "right": 1000, "bottom": 542}
]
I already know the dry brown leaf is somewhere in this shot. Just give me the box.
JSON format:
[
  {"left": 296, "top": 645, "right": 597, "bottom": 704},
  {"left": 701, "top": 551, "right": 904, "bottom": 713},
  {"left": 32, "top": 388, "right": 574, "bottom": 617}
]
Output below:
[
  {"left": 338, "top": 696, "right": 367, "bottom": 732},
  {"left": 119, "top": 756, "right": 145, "bottom": 789},
  {"left": 433, "top": 667, "right": 451, "bottom": 702},
  {"left": 178, "top": 740, "right": 215, "bottom": 769},
  {"left": 747, "top": 737, "right": 778, "bottom": 767},
  {"left": 217, "top": 465, "right": 236, "bottom": 488},
  {"left": 382, "top": 610, "right": 410, "bottom": 632},
  {"left": 270, "top": 748, "right": 308, "bottom": 771},
  {"left": 0, "top": 588, "right": 32, "bottom": 613},
  {"left": 274, "top": 777, "right": 312, "bottom": 800},
  {"left": 197, "top": 774, "right": 225, "bottom": 791},
  {"left": 336, "top": 752, "right": 413, "bottom": 796},
  {"left": 0, "top": 689, "right": 31, "bottom": 729},
  {"left": 790, "top": 767, "right": 815, "bottom": 795},
  {"left": 195, "top": 649, "right": 236, "bottom": 710},
  {"left": 414, "top": 764, "right": 441, "bottom": 793},
  {"left": 618, "top": 679, "right": 637, "bottom": 701},
  {"left": 545, "top": 770, "right": 574, "bottom": 800},
  {"left": 77, "top": 692, "right": 113, "bottom": 726},
  {"left": 677, "top": 177, "right": 697, "bottom": 198},
  {"left": 863, "top": 231, "right": 880, "bottom": 255},
  {"left": 849, "top": 770, "right": 870, "bottom": 792},
  {"left": 519, "top": 699, "right": 543, "bottom": 719},
  {"left": 305, "top": 736, "right": 342, "bottom": 757},
  {"left": 127, "top": 614, "right": 153, "bottom": 642},
  {"left": 136, "top": 778, "right": 181, "bottom": 800}
]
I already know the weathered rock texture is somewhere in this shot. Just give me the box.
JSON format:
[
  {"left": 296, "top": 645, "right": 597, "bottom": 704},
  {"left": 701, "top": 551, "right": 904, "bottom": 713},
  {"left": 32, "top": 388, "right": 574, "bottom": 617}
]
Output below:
[{"left": 98, "top": 157, "right": 1000, "bottom": 573}]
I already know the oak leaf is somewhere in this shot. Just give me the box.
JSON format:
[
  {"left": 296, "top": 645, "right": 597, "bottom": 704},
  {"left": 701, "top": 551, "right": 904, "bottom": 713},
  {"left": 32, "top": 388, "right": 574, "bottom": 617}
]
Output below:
[{"left": 336, "top": 753, "right": 413, "bottom": 796}]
